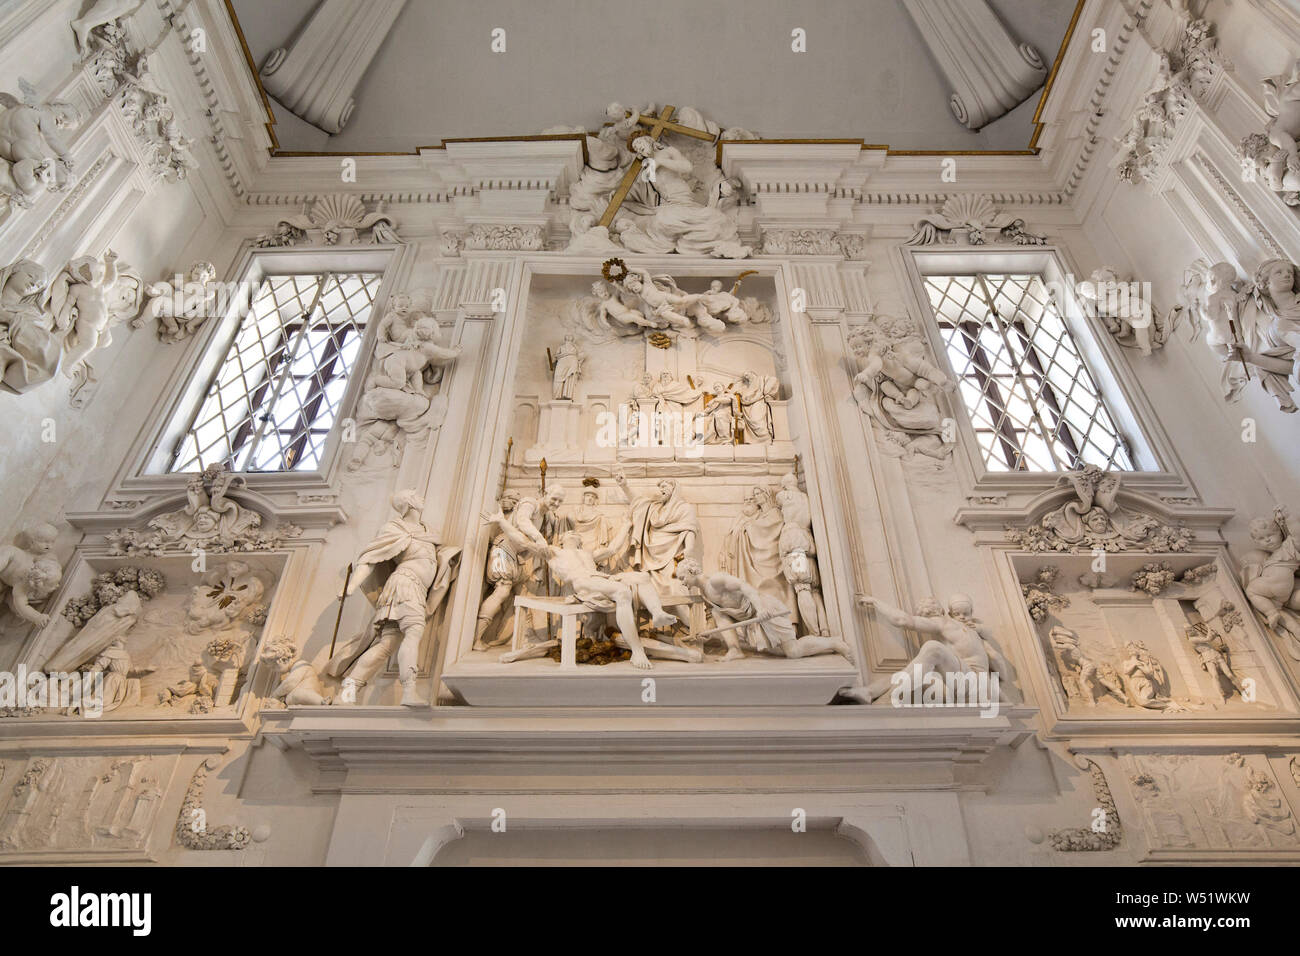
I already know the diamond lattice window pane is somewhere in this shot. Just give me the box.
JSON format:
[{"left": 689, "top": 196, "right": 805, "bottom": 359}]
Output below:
[
  {"left": 924, "top": 273, "right": 1135, "bottom": 474},
  {"left": 168, "top": 271, "right": 381, "bottom": 474}
]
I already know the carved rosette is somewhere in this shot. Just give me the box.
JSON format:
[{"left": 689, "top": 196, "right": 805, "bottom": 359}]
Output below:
[{"left": 174, "top": 757, "right": 250, "bottom": 851}]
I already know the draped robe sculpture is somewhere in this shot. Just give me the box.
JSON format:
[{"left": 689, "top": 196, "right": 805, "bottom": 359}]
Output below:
[
  {"left": 600, "top": 471, "right": 701, "bottom": 590},
  {"left": 326, "top": 491, "right": 460, "bottom": 706}
]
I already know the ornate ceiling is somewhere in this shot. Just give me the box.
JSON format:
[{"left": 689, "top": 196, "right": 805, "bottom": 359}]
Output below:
[{"left": 226, "top": 0, "right": 1082, "bottom": 155}]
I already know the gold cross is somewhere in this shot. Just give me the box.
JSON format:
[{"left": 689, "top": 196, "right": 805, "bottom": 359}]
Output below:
[{"left": 596, "top": 105, "right": 717, "bottom": 228}]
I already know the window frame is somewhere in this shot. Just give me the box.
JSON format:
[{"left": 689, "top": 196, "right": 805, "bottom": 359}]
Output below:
[
  {"left": 896, "top": 245, "right": 1187, "bottom": 494},
  {"left": 115, "top": 244, "right": 407, "bottom": 496},
  {"left": 165, "top": 269, "right": 382, "bottom": 476}
]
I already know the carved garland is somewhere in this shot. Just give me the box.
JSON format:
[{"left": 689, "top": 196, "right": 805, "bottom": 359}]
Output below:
[
  {"left": 174, "top": 756, "right": 250, "bottom": 851},
  {"left": 1050, "top": 758, "right": 1123, "bottom": 851}
]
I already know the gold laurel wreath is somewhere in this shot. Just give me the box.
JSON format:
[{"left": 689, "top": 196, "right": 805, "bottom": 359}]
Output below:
[{"left": 602, "top": 257, "right": 629, "bottom": 283}]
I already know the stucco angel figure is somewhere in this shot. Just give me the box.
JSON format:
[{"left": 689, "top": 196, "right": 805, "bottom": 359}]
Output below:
[
  {"left": 1181, "top": 260, "right": 1296, "bottom": 412},
  {"left": 135, "top": 261, "right": 219, "bottom": 343},
  {"left": 48, "top": 250, "right": 143, "bottom": 378},
  {"left": 615, "top": 137, "right": 751, "bottom": 259},
  {"left": 1076, "top": 267, "right": 1174, "bottom": 354},
  {"left": 0, "top": 523, "right": 61, "bottom": 629},
  {"left": 0, "top": 258, "right": 61, "bottom": 394},
  {"left": 618, "top": 266, "right": 697, "bottom": 332},
  {"left": 0, "top": 81, "right": 80, "bottom": 210},
  {"left": 1241, "top": 507, "right": 1300, "bottom": 659},
  {"left": 348, "top": 305, "right": 461, "bottom": 471},
  {"left": 839, "top": 594, "right": 1015, "bottom": 705},
  {"left": 586, "top": 280, "right": 660, "bottom": 335},
  {"left": 675, "top": 560, "right": 851, "bottom": 663},
  {"left": 260, "top": 637, "right": 332, "bottom": 707},
  {"left": 851, "top": 318, "right": 955, "bottom": 461},
  {"left": 1239, "top": 59, "right": 1300, "bottom": 205},
  {"left": 325, "top": 491, "right": 461, "bottom": 707},
  {"left": 692, "top": 278, "right": 751, "bottom": 327}
]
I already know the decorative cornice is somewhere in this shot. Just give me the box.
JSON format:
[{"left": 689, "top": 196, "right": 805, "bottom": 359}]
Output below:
[
  {"left": 1191, "top": 153, "right": 1286, "bottom": 258},
  {"left": 1063, "top": 0, "right": 1150, "bottom": 198}
]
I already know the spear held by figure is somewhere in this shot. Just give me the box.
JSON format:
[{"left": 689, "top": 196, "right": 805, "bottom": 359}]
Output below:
[{"left": 328, "top": 562, "right": 354, "bottom": 660}]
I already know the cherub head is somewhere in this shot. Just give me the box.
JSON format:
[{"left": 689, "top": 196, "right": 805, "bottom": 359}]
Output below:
[
  {"left": 947, "top": 593, "right": 974, "bottom": 619},
  {"left": 413, "top": 316, "right": 441, "bottom": 341},
  {"left": 591, "top": 281, "right": 611, "bottom": 300},
  {"left": 1238, "top": 132, "right": 1274, "bottom": 182},
  {"left": 20, "top": 523, "right": 58, "bottom": 555},
  {"left": 189, "top": 261, "right": 217, "bottom": 285},
  {"left": 388, "top": 293, "right": 413, "bottom": 317},
  {"left": 46, "top": 101, "right": 80, "bottom": 130},
  {"left": 70, "top": 255, "right": 106, "bottom": 286},
  {"left": 1249, "top": 515, "right": 1285, "bottom": 550},
  {"left": 259, "top": 636, "right": 298, "bottom": 669},
  {"left": 708, "top": 280, "right": 724, "bottom": 293},
  {"left": 915, "top": 597, "right": 944, "bottom": 618},
  {"left": 27, "top": 556, "right": 62, "bottom": 601},
  {"left": 222, "top": 558, "right": 251, "bottom": 580},
  {"left": 674, "top": 558, "right": 704, "bottom": 587},
  {"left": 630, "top": 135, "right": 655, "bottom": 159}
]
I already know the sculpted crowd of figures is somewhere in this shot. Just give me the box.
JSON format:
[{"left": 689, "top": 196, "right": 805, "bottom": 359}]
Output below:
[{"left": 472, "top": 468, "right": 850, "bottom": 675}]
